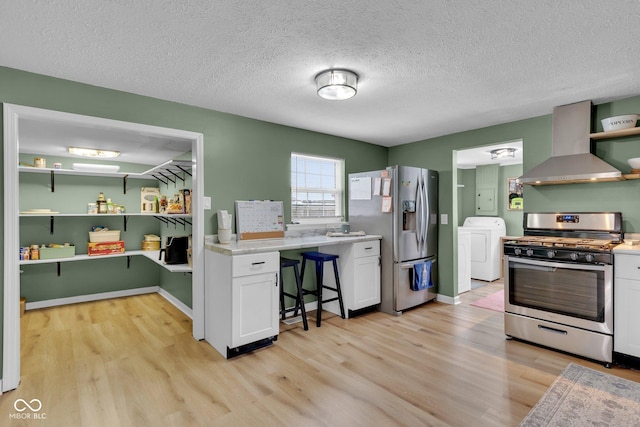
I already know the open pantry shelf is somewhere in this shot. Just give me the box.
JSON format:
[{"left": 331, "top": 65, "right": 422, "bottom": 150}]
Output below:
[{"left": 19, "top": 159, "right": 193, "bottom": 193}]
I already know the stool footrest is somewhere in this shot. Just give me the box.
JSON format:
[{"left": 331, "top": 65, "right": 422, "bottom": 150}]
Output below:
[{"left": 300, "top": 251, "right": 346, "bottom": 326}]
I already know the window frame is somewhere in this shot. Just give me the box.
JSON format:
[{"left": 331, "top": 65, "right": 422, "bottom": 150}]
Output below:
[{"left": 290, "top": 152, "right": 345, "bottom": 227}]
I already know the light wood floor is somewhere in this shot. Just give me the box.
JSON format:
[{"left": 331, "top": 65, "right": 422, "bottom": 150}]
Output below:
[{"left": 3, "top": 282, "right": 640, "bottom": 426}]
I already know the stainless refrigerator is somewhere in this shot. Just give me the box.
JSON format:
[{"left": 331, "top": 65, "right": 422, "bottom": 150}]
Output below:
[{"left": 348, "top": 166, "right": 438, "bottom": 315}]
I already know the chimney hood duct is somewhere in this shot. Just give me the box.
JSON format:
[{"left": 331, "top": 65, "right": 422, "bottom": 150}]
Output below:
[{"left": 519, "top": 100, "right": 623, "bottom": 185}]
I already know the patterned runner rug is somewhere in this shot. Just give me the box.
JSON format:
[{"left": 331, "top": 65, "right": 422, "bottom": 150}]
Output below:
[{"left": 519, "top": 363, "right": 640, "bottom": 426}]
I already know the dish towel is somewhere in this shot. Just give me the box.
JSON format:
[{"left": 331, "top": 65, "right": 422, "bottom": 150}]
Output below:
[{"left": 411, "top": 260, "right": 433, "bottom": 291}]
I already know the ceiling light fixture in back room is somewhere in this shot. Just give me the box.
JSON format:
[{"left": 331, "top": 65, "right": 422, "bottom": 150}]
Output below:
[
  {"left": 490, "top": 147, "right": 516, "bottom": 159},
  {"left": 315, "top": 69, "right": 358, "bottom": 100}
]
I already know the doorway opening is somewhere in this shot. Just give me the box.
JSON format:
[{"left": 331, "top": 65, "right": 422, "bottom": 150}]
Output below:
[{"left": 452, "top": 139, "right": 523, "bottom": 299}]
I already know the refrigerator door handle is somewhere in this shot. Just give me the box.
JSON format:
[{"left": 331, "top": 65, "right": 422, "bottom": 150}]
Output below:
[
  {"left": 421, "top": 173, "right": 429, "bottom": 249},
  {"left": 415, "top": 173, "right": 424, "bottom": 252}
]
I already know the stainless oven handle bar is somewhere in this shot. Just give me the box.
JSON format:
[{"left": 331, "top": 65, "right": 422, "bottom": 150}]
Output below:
[
  {"left": 507, "top": 256, "right": 607, "bottom": 272},
  {"left": 538, "top": 325, "right": 568, "bottom": 335}
]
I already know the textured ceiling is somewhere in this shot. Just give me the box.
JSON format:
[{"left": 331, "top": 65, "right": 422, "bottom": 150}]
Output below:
[{"left": 2, "top": 1, "right": 640, "bottom": 147}]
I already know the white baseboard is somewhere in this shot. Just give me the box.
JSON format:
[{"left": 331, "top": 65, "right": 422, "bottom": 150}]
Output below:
[
  {"left": 157, "top": 287, "right": 193, "bottom": 319},
  {"left": 437, "top": 293, "right": 459, "bottom": 305},
  {"left": 25, "top": 286, "right": 159, "bottom": 310},
  {"left": 23, "top": 286, "right": 194, "bottom": 322}
]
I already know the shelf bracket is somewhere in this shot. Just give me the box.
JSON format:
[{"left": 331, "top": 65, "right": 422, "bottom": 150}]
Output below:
[
  {"left": 123, "top": 215, "right": 129, "bottom": 232},
  {"left": 167, "top": 169, "right": 186, "bottom": 185},
  {"left": 154, "top": 216, "right": 169, "bottom": 225},
  {"left": 182, "top": 218, "right": 192, "bottom": 230},
  {"left": 50, "top": 170, "right": 55, "bottom": 192},
  {"left": 176, "top": 165, "right": 192, "bottom": 177},
  {"left": 50, "top": 215, "right": 55, "bottom": 234},
  {"left": 154, "top": 172, "right": 177, "bottom": 186},
  {"left": 57, "top": 262, "right": 61, "bottom": 276},
  {"left": 127, "top": 255, "right": 132, "bottom": 269},
  {"left": 123, "top": 174, "right": 129, "bottom": 194}
]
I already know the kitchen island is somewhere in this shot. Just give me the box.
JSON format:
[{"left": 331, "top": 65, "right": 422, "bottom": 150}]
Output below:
[{"left": 204, "top": 232, "right": 382, "bottom": 358}]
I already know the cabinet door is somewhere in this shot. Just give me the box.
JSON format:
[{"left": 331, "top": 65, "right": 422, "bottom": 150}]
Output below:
[
  {"left": 614, "top": 277, "right": 640, "bottom": 358},
  {"left": 353, "top": 255, "right": 381, "bottom": 310},
  {"left": 231, "top": 272, "right": 279, "bottom": 348}
]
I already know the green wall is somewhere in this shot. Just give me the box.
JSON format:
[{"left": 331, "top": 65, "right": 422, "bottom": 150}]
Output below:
[
  {"left": 390, "top": 95, "right": 640, "bottom": 297},
  {"left": 3, "top": 65, "right": 640, "bottom": 382},
  {"left": 457, "top": 163, "right": 524, "bottom": 236},
  {"left": 0, "top": 66, "right": 389, "bottom": 380}
]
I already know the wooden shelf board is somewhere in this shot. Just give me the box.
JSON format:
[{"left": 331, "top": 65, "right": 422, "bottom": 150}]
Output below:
[{"left": 590, "top": 127, "right": 640, "bottom": 140}]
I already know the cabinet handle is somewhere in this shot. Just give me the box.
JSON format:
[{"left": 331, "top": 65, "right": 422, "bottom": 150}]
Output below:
[
  {"left": 364, "top": 247, "right": 373, "bottom": 250},
  {"left": 251, "top": 261, "right": 266, "bottom": 265}
]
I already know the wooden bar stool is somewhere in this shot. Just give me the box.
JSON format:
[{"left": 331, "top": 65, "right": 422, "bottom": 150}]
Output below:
[
  {"left": 300, "top": 251, "right": 345, "bottom": 327},
  {"left": 279, "top": 257, "right": 308, "bottom": 330}
]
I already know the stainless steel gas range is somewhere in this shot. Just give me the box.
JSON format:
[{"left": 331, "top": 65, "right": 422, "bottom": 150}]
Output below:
[{"left": 503, "top": 212, "right": 622, "bottom": 366}]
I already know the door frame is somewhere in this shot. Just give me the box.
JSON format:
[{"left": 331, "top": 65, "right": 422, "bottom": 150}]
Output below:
[{"left": 2, "top": 104, "right": 205, "bottom": 392}]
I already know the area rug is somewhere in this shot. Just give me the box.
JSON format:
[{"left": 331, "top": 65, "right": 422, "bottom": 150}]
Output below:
[
  {"left": 470, "top": 290, "right": 504, "bottom": 312},
  {"left": 519, "top": 363, "right": 640, "bottom": 426}
]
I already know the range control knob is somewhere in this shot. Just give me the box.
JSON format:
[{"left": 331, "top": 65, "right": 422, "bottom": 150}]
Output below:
[
  {"left": 585, "top": 253, "right": 595, "bottom": 263},
  {"left": 526, "top": 248, "right": 534, "bottom": 257},
  {"left": 514, "top": 247, "right": 522, "bottom": 256},
  {"left": 546, "top": 250, "right": 556, "bottom": 259},
  {"left": 570, "top": 252, "right": 580, "bottom": 261}
]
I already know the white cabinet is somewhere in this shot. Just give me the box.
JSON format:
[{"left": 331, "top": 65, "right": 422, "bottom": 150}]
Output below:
[
  {"left": 205, "top": 250, "right": 280, "bottom": 358},
  {"left": 323, "top": 240, "right": 381, "bottom": 318},
  {"left": 614, "top": 253, "right": 640, "bottom": 358}
]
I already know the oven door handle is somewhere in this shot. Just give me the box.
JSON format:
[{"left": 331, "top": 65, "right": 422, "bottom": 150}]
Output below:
[{"left": 506, "top": 255, "right": 606, "bottom": 271}]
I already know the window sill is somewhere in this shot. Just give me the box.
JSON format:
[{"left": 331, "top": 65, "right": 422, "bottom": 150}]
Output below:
[{"left": 287, "top": 222, "right": 345, "bottom": 232}]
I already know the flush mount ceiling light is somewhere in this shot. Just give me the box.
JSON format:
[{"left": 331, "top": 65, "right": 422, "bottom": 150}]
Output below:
[
  {"left": 315, "top": 69, "right": 358, "bottom": 100},
  {"left": 68, "top": 146, "right": 120, "bottom": 158},
  {"left": 490, "top": 147, "right": 516, "bottom": 160}
]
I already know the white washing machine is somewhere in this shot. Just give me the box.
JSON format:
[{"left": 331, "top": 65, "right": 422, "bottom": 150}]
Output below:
[{"left": 460, "top": 216, "right": 506, "bottom": 282}]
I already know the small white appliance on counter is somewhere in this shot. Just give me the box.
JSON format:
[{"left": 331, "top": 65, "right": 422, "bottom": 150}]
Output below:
[{"left": 460, "top": 216, "right": 506, "bottom": 282}]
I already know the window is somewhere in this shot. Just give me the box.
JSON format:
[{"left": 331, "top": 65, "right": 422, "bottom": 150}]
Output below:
[{"left": 291, "top": 153, "right": 344, "bottom": 224}]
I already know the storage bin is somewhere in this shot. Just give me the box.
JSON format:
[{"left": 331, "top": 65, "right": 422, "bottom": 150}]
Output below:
[
  {"left": 89, "top": 230, "right": 121, "bottom": 242},
  {"left": 39, "top": 245, "right": 75, "bottom": 260},
  {"left": 141, "top": 241, "right": 161, "bottom": 251},
  {"left": 88, "top": 241, "right": 125, "bottom": 256}
]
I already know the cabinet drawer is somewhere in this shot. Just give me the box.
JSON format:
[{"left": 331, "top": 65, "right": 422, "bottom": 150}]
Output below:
[
  {"left": 353, "top": 241, "right": 380, "bottom": 258},
  {"left": 232, "top": 252, "right": 279, "bottom": 278},
  {"left": 615, "top": 254, "right": 640, "bottom": 280}
]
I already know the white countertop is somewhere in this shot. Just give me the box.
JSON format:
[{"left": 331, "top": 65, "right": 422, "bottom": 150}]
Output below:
[
  {"left": 613, "top": 243, "right": 640, "bottom": 255},
  {"left": 205, "top": 233, "right": 382, "bottom": 256}
]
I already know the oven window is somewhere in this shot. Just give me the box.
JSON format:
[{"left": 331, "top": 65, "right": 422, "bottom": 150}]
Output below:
[{"left": 508, "top": 261, "right": 604, "bottom": 322}]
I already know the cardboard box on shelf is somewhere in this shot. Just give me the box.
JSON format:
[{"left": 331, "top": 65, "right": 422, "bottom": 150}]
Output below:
[
  {"left": 87, "top": 241, "right": 125, "bottom": 256},
  {"left": 141, "top": 187, "right": 160, "bottom": 213}
]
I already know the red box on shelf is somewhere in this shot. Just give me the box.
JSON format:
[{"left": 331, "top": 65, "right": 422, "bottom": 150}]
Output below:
[{"left": 87, "top": 241, "right": 125, "bottom": 256}]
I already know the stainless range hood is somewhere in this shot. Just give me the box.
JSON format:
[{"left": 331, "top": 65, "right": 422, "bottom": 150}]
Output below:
[{"left": 519, "top": 100, "right": 623, "bottom": 185}]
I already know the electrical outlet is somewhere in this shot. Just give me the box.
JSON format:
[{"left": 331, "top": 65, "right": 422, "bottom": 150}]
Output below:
[
  {"left": 203, "top": 196, "right": 212, "bottom": 210},
  {"left": 440, "top": 214, "right": 448, "bottom": 225}
]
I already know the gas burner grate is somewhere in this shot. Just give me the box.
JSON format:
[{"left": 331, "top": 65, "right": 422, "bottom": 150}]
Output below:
[{"left": 508, "top": 236, "right": 615, "bottom": 251}]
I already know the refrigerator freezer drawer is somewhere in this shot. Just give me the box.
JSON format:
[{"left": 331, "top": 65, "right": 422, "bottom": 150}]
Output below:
[{"left": 394, "top": 258, "right": 437, "bottom": 312}]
